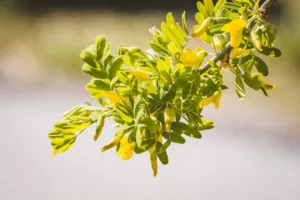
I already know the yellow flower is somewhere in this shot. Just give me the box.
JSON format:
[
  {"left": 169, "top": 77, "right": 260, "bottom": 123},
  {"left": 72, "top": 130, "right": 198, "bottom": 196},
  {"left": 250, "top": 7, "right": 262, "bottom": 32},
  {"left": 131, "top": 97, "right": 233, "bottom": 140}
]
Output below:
[
  {"left": 222, "top": 19, "right": 247, "bottom": 48},
  {"left": 199, "top": 90, "right": 222, "bottom": 109},
  {"left": 180, "top": 49, "right": 198, "bottom": 66},
  {"left": 117, "top": 136, "right": 135, "bottom": 160},
  {"left": 180, "top": 49, "right": 199, "bottom": 66},
  {"left": 179, "top": 48, "right": 207, "bottom": 68},
  {"left": 100, "top": 91, "right": 123, "bottom": 105},
  {"left": 133, "top": 68, "right": 150, "bottom": 83},
  {"left": 230, "top": 47, "right": 251, "bottom": 59}
]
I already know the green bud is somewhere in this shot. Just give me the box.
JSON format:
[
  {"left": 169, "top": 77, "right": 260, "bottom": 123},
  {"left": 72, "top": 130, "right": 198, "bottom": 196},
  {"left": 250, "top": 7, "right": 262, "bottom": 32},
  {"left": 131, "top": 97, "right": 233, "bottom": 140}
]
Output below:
[
  {"left": 95, "top": 35, "right": 106, "bottom": 60},
  {"left": 94, "top": 115, "right": 105, "bottom": 141}
]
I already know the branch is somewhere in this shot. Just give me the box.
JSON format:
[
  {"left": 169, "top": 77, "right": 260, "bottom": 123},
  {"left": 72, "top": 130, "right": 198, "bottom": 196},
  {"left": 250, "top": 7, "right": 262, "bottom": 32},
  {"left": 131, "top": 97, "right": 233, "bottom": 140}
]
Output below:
[{"left": 199, "top": 0, "right": 278, "bottom": 74}]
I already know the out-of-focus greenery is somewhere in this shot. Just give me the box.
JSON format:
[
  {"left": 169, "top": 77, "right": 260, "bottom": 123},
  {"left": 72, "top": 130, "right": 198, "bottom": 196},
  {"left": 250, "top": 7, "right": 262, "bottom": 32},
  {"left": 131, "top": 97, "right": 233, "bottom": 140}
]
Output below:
[
  {"left": 0, "top": 9, "right": 164, "bottom": 80},
  {"left": 0, "top": 1, "right": 299, "bottom": 83}
]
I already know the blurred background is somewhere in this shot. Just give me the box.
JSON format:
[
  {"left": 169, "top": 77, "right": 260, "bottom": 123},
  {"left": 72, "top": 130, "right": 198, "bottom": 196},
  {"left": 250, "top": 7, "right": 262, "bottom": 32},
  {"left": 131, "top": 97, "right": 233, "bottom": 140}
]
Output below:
[{"left": 0, "top": 0, "right": 299, "bottom": 199}]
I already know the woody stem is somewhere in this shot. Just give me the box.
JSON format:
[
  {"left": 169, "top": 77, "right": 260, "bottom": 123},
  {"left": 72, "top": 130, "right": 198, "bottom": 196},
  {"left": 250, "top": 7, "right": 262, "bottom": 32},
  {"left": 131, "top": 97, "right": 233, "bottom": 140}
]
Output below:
[{"left": 199, "top": 0, "right": 278, "bottom": 74}]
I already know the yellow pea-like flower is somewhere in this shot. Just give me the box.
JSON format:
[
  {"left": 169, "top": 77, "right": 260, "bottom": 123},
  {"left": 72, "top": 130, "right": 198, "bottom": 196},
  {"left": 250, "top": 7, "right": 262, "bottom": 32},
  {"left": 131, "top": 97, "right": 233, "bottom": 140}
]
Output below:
[
  {"left": 180, "top": 49, "right": 199, "bottom": 66},
  {"left": 133, "top": 68, "right": 150, "bottom": 83},
  {"left": 100, "top": 91, "right": 123, "bottom": 105},
  {"left": 222, "top": 19, "right": 247, "bottom": 48},
  {"left": 116, "top": 136, "right": 135, "bottom": 160},
  {"left": 199, "top": 90, "right": 222, "bottom": 109}
]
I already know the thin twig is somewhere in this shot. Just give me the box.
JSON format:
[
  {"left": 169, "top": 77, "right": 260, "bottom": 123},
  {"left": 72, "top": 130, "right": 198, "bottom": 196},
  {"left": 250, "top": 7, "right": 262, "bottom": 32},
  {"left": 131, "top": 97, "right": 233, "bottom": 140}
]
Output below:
[{"left": 199, "top": 0, "right": 277, "bottom": 74}]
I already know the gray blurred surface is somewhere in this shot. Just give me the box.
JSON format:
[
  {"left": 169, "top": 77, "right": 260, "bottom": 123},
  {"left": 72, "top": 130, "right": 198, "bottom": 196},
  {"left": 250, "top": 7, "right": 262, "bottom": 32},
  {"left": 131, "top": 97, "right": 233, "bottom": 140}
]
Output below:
[{"left": 0, "top": 80, "right": 299, "bottom": 200}]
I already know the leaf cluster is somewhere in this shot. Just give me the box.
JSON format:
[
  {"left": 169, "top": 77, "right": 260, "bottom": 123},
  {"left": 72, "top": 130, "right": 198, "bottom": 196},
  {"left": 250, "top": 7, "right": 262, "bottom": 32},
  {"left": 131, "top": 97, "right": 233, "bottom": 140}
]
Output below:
[{"left": 49, "top": 0, "right": 281, "bottom": 176}]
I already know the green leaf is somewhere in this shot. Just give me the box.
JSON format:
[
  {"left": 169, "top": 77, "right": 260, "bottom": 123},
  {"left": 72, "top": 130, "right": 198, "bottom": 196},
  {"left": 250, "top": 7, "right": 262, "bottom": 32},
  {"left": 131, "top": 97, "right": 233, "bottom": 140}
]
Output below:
[
  {"left": 243, "top": 75, "right": 262, "bottom": 91},
  {"left": 82, "top": 63, "right": 107, "bottom": 78},
  {"left": 140, "top": 117, "right": 156, "bottom": 134},
  {"left": 181, "top": 11, "right": 189, "bottom": 35},
  {"left": 101, "top": 130, "right": 127, "bottom": 152},
  {"left": 95, "top": 35, "right": 106, "bottom": 60},
  {"left": 182, "top": 84, "right": 191, "bottom": 99},
  {"left": 197, "top": 1, "right": 209, "bottom": 18},
  {"left": 235, "top": 76, "right": 246, "bottom": 99},
  {"left": 183, "top": 126, "right": 202, "bottom": 139},
  {"left": 135, "top": 107, "right": 144, "bottom": 124},
  {"left": 113, "top": 114, "right": 125, "bottom": 125},
  {"left": 195, "top": 12, "right": 205, "bottom": 24},
  {"left": 157, "top": 140, "right": 171, "bottom": 154},
  {"left": 85, "top": 78, "right": 110, "bottom": 99},
  {"left": 171, "top": 122, "right": 202, "bottom": 138},
  {"left": 198, "top": 120, "right": 215, "bottom": 130},
  {"left": 108, "top": 56, "right": 123, "bottom": 80},
  {"left": 204, "top": 0, "right": 215, "bottom": 17},
  {"left": 133, "top": 94, "right": 143, "bottom": 117},
  {"left": 156, "top": 142, "right": 169, "bottom": 165},
  {"left": 62, "top": 106, "right": 83, "bottom": 120},
  {"left": 136, "top": 125, "right": 143, "bottom": 147},
  {"left": 160, "top": 70, "right": 173, "bottom": 85},
  {"left": 110, "top": 76, "right": 119, "bottom": 90},
  {"left": 145, "top": 82, "right": 158, "bottom": 94},
  {"left": 200, "top": 32, "right": 213, "bottom": 43},
  {"left": 258, "top": 47, "right": 281, "bottom": 57},
  {"left": 224, "top": 2, "right": 241, "bottom": 10},
  {"left": 54, "top": 117, "right": 91, "bottom": 133},
  {"left": 161, "top": 22, "right": 181, "bottom": 47},
  {"left": 166, "top": 12, "right": 176, "bottom": 26},
  {"left": 162, "top": 132, "right": 186, "bottom": 144},
  {"left": 261, "top": 23, "right": 278, "bottom": 47},
  {"left": 134, "top": 139, "right": 156, "bottom": 154},
  {"left": 94, "top": 115, "right": 105, "bottom": 141},
  {"left": 253, "top": 0, "right": 260, "bottom": 14},
  {"left": 80, "top": 49, "right": 101, "bottom": 69},
  {"left": 254, "top": 56, "right": 269, "bottom": 76},
  {"left": 201, "top": 78, "right": 219, "bottom": 97},
  {"left": 115, "top": 103, "right": 133, "bottom": 123},
  {"left": 161, "top": 89, "right": 176, "bottom": 103},
  {"left": 116, "top": 71, "right": 128, "bottom": 84},
  {"left": 214, "top": 0, "right": 225, "bottom": 13},
  {"left": 206, "top": 24, "right": 224, "bottom": 36},
  {"left": 238, "top": 6, "right": 247, "bottom": 14},
  {"left": 149, "top": 42, "right": 170, "bottom": 56},
  {"left": 102, "top": 43, "right": 112, "bottom": 62},
  {"left": 49, "top": 130, "right": 77, "bottom": 156}
]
